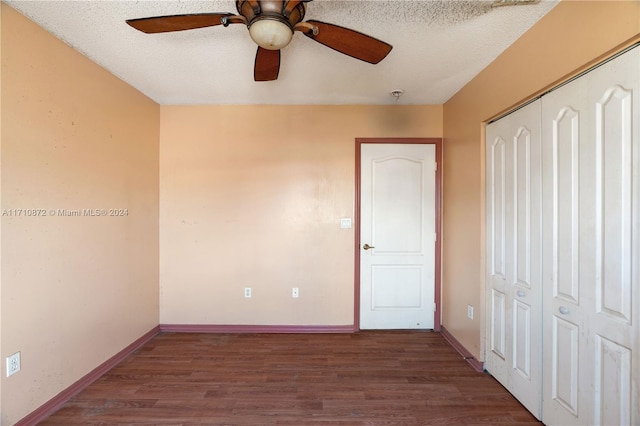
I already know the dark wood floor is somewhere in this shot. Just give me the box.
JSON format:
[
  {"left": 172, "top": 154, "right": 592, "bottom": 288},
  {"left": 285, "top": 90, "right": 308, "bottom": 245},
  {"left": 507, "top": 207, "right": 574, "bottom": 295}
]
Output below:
[{"left": 40, "top": 331, "right": 541, "bottom": 425}]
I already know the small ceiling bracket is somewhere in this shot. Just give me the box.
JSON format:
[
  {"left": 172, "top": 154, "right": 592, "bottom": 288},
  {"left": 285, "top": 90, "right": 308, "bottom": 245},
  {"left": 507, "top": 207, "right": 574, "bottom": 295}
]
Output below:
[{"left": 390, "top": 89, "right": 404, "bottom": 102}]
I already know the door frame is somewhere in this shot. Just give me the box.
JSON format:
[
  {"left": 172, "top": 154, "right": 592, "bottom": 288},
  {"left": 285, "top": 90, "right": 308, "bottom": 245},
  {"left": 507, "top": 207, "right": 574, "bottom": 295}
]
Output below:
[{"left": 354, "top": 137, "right": 443, "bottom": 331}]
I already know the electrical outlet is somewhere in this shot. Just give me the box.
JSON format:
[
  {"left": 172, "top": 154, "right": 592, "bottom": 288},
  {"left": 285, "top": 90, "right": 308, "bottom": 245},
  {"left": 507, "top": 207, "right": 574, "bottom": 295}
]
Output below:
[
  {"left": 292, "top": 287, "right": 299, "bottom": 298},
  {"left": 244, "top": 287, "right": 252, "bottom": 298},
  {"left": 467, "top": 305, "right": 474, "bottom": 320},
  {"left": 6, "top": 352, "right": 21, "bottom": 377}
]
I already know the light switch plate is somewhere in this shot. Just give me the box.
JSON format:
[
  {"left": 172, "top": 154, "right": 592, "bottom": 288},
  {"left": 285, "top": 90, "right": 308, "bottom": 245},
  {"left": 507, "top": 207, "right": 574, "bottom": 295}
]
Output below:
[{"left": 340, "top": 218, "right": 352, "bottom": 229}]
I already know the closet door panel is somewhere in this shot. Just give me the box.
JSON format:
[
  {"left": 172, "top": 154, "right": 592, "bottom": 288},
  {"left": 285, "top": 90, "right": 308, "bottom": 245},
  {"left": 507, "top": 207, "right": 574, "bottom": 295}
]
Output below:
[
  {"left": 595, "top": 336, "right": 632, "bottom": 426},
  {"left": 541, "top": 76, "right": 590, "bottom": 426},
  {"left": 491, "top": 288, "right": 507, "bottom": 360},
  {"left": 542, "top": 46, "right": 639, "bottom": 426},
  {"left": 487, "top": 121, "right": 510, "bottom": 385},
  {"left": 486, "top": 100, "right": 542, "bottom": 419},
  {"left": 554, "top": 106, "right": 580, "bottom": 304},
  {"left": 551, "top": 315, "right": 579, "bottom": 415},
  {"left": 588, "top": 47, "right": 639, "bottom": 426}
]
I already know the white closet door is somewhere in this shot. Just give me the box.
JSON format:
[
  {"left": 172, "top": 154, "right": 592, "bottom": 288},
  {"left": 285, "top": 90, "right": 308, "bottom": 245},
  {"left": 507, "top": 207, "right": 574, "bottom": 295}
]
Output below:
[
  {"left": 485, "top": 100, "right": 542, "bottom": 418},
  {"left": 541, "top": 47, "right": 639, "bottom": 426}
]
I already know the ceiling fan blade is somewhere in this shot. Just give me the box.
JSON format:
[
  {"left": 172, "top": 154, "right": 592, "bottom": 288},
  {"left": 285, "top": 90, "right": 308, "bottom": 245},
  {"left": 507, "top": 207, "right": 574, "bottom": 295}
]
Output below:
[
  {"left": 302, "top": 20, "right": 392, "bottom": 64},
  {"left": 254, "top": 47, "right": 281, "bottom": 82},
  {"left": 126, "top": 13, "right": 234, "bottom": 34}
]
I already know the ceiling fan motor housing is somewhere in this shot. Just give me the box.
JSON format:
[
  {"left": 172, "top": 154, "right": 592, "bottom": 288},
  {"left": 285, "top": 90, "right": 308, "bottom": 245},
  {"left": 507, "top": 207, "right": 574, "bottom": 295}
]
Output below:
[
  {"left": 237, "top": 1, "right": 306, "bottom": 50},
  {"left": 237, "top": 1, "right": 306, "bottom": 28}
]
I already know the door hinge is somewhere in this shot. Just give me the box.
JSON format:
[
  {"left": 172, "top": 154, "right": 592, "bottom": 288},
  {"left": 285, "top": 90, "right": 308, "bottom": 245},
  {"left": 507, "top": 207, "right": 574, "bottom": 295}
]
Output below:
[
  {"left": 434, "top": 161, "right": 438, "bottom": 172},
  {"left": 432, "top": 303, "right": 437, "bottom": 312}
]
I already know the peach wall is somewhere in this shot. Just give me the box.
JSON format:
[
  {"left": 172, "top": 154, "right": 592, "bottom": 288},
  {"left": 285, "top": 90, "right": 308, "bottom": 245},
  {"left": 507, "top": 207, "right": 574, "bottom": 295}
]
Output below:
[
  {"left": 160, "top": 105, "right": 442, "bottom": 325},
  {"left": 442, "top": 1, "right": 640, "bottom": 360},
  {"left": 1, "top": 4, "right": 160, "bottom": 424}
]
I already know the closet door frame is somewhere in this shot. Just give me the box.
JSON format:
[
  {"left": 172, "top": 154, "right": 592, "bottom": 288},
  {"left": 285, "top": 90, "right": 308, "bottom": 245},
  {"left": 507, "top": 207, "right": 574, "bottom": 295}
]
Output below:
[{"left": 484, "top": 44, "right": 639, "bottom": 426}]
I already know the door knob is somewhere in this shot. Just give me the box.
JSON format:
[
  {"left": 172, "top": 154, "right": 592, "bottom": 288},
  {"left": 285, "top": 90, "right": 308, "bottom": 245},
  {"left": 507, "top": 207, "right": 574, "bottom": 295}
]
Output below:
[
  {"left": 363, "top": 243, "right": 375, "bottom": 250},
  {"left": 559, "top": 306, "right": 570, "bottom": 315}
]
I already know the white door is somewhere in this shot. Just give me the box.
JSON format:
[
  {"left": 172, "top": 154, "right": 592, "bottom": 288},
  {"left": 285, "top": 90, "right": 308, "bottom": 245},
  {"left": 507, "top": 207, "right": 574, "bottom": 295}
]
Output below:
[
  {"left": 485, "top": 100, "right": 542, "bottom": 418},
  {"left": 541, "top": 46, "right": 639, "bottom": 426},
  {"left": 360, "top": 143, "right": 436, "bottom": 330}
]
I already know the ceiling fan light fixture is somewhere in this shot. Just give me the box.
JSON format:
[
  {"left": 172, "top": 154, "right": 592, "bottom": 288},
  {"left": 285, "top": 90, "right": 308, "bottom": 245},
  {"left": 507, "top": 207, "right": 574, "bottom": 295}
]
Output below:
[{"left": 249, "top": 17, "right": 293, "bottom": 50}]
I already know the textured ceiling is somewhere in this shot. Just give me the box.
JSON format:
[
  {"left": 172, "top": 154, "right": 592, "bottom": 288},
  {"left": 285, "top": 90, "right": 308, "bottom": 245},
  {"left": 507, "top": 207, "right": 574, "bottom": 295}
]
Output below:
[{"left": 5, "top": 0, "right": 558, "bottom": 105}]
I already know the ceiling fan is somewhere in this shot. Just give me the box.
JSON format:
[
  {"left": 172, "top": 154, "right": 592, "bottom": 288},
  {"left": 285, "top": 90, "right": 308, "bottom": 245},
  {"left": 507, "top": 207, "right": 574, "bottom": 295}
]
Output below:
[{"left": 126, "top": 0, "right": 393, "bottom": 82}]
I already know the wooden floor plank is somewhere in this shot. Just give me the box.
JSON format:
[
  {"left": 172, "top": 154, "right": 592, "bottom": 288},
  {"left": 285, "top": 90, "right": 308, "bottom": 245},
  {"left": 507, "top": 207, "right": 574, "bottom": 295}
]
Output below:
[{"left": 39, "top": 331, "right": 541, "bottom": 425}]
